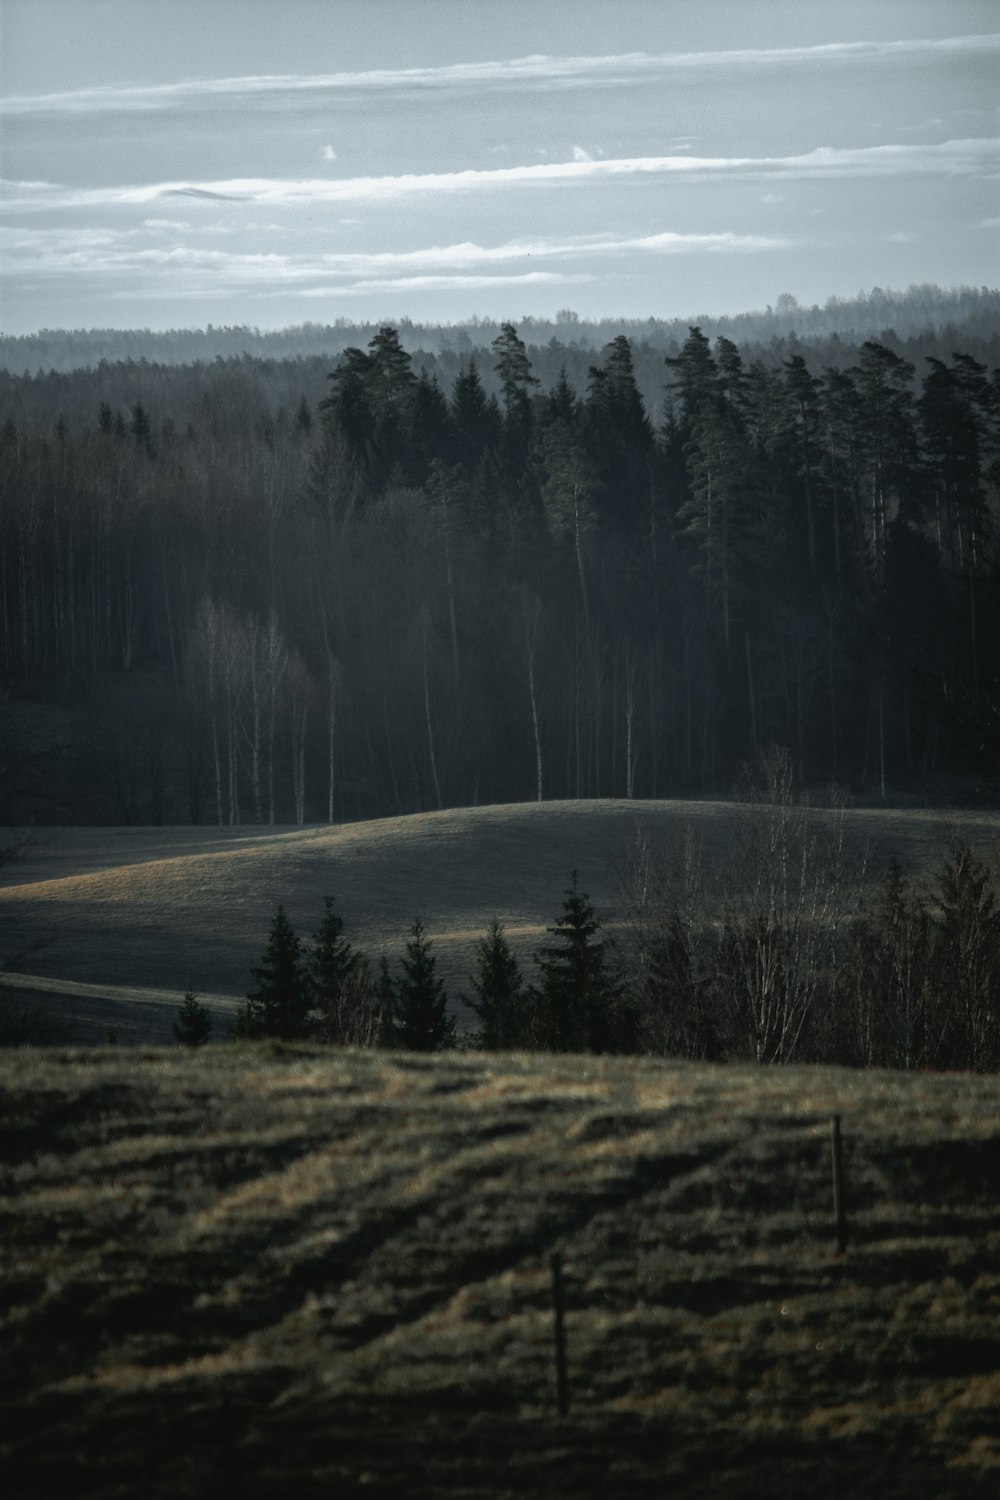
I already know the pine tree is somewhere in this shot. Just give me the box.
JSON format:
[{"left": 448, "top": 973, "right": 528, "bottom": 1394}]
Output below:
[
  {"left": 491, "top": 321, "right": 538, "bottom": 425},
  {"left": 665, "top": 325, "right": 720, "bottom": 427},
  {"left": 393, "top": 919, "right": 455, "bottom": 1051},
  {"left": 535, "top": 871, "right": 629, "bottom": 1052},
  {"left": 240, "top": 905, "right": 310, "bottom": 1041},
  {"left": 465, "top": 917, "right": 532, "bottom": 1049},
  {"left": 173, "top": 991, "right": 213, "bottom": 1047}
]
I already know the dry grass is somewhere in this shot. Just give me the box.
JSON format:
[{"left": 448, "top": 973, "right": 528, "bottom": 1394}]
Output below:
[
  {"left": 3, "top": 800, "right": 999, "bottom": 1044},
  {"left": 1, "top": 1046, "right": 998, "bottom": 1497}
]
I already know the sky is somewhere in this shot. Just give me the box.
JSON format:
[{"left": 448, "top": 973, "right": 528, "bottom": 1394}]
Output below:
[{"left": 0, "top": 0, "right": 997, "bottom": 333}]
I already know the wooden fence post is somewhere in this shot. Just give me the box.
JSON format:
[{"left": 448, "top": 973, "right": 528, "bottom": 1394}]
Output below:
[
  {"left": 830, "top": 1114, "right": 847, "bottom": 1252},
  {"left": 550, "top": 1251, "right": 570, "bottom": 1417}
]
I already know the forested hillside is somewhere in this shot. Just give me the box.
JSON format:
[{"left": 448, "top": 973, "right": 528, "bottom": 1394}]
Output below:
[{"left": 2, "top": 300, "right": 998, "bottom": 826}]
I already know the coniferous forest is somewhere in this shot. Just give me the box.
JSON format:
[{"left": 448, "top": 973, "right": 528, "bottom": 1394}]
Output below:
[{"left": 2, "top": 287, "right": 999, "bottom": 827}]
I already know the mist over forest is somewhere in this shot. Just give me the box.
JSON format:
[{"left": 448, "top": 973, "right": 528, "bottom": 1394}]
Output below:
[{"left": 2, "top": 283, "right": 998, "bottom": 829}]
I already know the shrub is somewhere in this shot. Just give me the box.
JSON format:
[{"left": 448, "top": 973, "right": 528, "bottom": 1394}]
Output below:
[{"left": 173, "top": 992, "right": 213, "bottom": 1048}]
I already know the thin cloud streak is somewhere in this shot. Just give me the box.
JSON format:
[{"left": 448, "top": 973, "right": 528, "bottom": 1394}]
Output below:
[
  {"left": 3, "top": 140, "right": 994, "bottom": 213},
  {"left": 315, "top": 273, "right": 594, "bottom": 295},
  {"left": 0, "top": 227, "right": 791, "bottom": 285},
  {"left": 2, "top": 34, "right": 996, "bottom": 116}
]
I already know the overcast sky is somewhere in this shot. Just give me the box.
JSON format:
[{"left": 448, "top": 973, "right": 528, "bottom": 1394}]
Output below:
[{"left": 1, "top": 0, "right": 997, "bottom": 333}]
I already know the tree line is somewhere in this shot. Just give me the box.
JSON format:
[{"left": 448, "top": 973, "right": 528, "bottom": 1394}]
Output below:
[
  {"left": 2, "top": 308, "right": 999, "bottom": 825},
  {"left": 178, "top": 760, "right": 1000, "bottom": 1073},
  {"left": 3, "top": 283, "right": 998, "bottom": 374}
]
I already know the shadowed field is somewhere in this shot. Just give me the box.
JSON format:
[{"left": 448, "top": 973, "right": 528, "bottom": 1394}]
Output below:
[
  {"left": 3, "top": 800, "right": 999, "bottom": 1044},
  {"left": 0, "top": 1046, "right": 998, "bottom": 1498}
]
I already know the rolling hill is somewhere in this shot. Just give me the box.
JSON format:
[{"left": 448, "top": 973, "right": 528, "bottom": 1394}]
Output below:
[{"left": 2, "top": 799, "right": 999, "bottom": 1045}]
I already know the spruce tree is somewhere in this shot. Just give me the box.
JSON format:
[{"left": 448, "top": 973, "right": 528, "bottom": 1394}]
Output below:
[
  {"left": 465, "top": 917, "right": 531, "bottom": 1049},
  {"left": 173, "top": 991, "right": 213, "bottom": 1047},
  {"left": 393, "top": 919, "right": 455, "bottom": 1051},
  {"left": 535, "top": 871, "right": 629, "bottom": 1052},
  {"left": 241, "top": 905, "right": 310, "bottom": 1041}
]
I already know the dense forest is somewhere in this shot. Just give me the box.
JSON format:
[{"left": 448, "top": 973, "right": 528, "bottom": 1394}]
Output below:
[{"left": 1, "top": 288, "right": 999, "bottom": 827}]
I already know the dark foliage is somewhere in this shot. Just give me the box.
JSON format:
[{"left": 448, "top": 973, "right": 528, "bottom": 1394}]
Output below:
[
  {"left": 235, "top": 905, "right": 311, "bottom": 1041},
  {"left": 464, "top": 917, "right": 534, "bottom": 1049},
  {"left": 392, "top": 919, "right": 455, "bottom": 1052},
  {"left": 534, "top": 872, "right": 634, "bottom": 1053},
  {"left": 1, "top": 298, "right": 999, "bottom": 832},
  {"left": 172, "top": 992, "right": 213, "bottom": 1047}
]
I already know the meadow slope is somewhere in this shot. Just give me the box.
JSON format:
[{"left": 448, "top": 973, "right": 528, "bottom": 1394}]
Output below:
[
  {"left": 2, "top": 800, "right": 999, "bottom": 1044},
  {"left": 0, "top": 1045, "right": 998, "bottom": 1498}
]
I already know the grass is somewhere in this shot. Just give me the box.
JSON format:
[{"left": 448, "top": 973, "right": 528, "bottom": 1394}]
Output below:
[
  {"left": 1, "top": 1045, "right": 998, "bottom": 1497},
  {"left": 3, "top": 799, "right": 999, "bottom": 1044}
]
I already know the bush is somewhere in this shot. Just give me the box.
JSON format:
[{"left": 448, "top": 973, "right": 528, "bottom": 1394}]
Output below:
[{"left": 173, "top": 992, "right": 213, "bottom": 1047}]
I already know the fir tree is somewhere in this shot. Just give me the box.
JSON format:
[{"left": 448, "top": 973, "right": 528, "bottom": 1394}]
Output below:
[
  {"left": 173, "top": 991, "right": 213, "bottom": 1047},
  {"left": 240, "top": 905, "right": 310, "bottom": 1040},
  {"left": 535, "top": 871, "right": 629, "bottom": 1052},
  {"left": 393, "top": 919, "right": 455, "bottom": 1051},
  {"left": 465, "top": 917, "right": 531, "bottom": 1049}
]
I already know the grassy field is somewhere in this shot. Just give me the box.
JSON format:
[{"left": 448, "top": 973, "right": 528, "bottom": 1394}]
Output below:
[
  {"left": 1, "top": 1045, "right": 998, "bottom": 1498},
  {"left": 3, "top": 799, "right": 999, "bottom": 1044}
]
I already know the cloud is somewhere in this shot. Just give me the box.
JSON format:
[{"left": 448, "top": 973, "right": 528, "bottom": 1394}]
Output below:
[
  {"left": 4, "top": 139, "right": 994, "bottom": 213},
  {"left": 3, "top": 34, "right": 997, "bottom": 116},
  {"left": 572, "top": 146, "right": 593, "bottom": 163},
  {"left": 298, "top": 272, "right": 595, "bottom": 296},
  {"left": 163, "top": 185, "right": 250, "bottom": 201},
  {"left": 0, "top": 225, "right": 792, "bottom": 308},
  {"left": 321, "top": 145, "right": 337, "bottom": 161}
]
